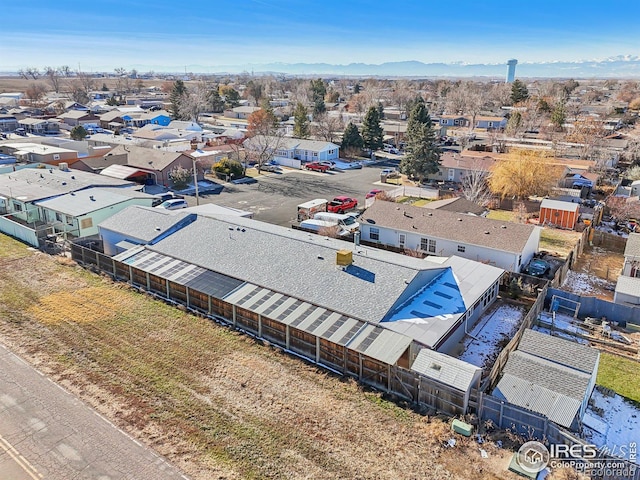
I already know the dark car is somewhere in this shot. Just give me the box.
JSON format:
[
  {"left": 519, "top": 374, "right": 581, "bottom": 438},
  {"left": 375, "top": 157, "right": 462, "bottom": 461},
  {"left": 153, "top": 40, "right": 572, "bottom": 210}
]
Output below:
[{"left": 525, "top": 259, "right": 551, "bottom": 277}]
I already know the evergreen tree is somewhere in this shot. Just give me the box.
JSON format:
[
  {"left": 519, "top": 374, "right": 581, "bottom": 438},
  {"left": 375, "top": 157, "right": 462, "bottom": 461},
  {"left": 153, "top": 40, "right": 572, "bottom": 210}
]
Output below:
[
  {"left": 399, "top": 98, "right": 440, "bottom": 182},
  {"left": 169, "top": 80, "right": 187, "bottom": 119},
  {"left": 377, "top": 101, "right": 385, "bottom": 120},
  {"left": 353, "top": 83, "right": 362, "bottom": 94},
  {"left": 223, "top": 87, "right": 241, "bottom": 109},
  {"left": 208, "top": 86, "right": 224, "bottom": 113},
  {"left": 341, "top": 122, "right": 363, "bottom": 150},
  {"left": 361, "top": 106, "right": 383, "bottom": 152},
  {"left": 70, "top": 125, "right": 88, "bottom": 140},
  {"left": 310, "top": 78, "right": 326, "bottom": 116},
  {"left": 510, "top": 79, "right": 529, "bottom": 104},
  {"left": 551, "top": 102, "right": 566, "bottom": 131},
  {"left": 293, "top": 102, "right": 310, "bottom": 138}
]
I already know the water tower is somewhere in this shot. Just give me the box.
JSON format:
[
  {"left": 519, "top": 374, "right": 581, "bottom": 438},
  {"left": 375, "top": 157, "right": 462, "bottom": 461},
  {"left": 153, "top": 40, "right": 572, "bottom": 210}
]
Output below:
[{"left": 506, "top": 59, "right": 518, "bottom": 83}]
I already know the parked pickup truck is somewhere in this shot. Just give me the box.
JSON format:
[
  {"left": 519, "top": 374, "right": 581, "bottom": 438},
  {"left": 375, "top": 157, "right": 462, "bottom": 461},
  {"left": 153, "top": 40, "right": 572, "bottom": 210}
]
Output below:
[
  {"left": 304, "top": 162, "right": 330, "bottom": 172},
  {"left": 327, "top": 196, "right": 358, "bottom": 214}
]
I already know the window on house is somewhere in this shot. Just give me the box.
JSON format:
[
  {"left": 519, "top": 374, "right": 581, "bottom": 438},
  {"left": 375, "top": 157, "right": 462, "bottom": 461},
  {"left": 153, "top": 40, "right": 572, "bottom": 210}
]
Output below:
[
  {"left": 12, "top": 202, "right": 22, "bottom": 212},
  {"left": 488, "top": 122, "right": 494, "bottom": 128},
  {"left": 313, "top": 152, "right": 318, "bottom": 157},
  {"left": 370, "top": 227, "right": 379, "bottom": 241},
  {"left": 53, "top": 154, "right": 60, "bottom": 160},
  {"left": 420, "top": 238, "right": 428, "bottom": 251},
  {"left": 399, "top": 234, "right": 406, "bottom": 248},
  {"left": 454, "top": 120, "right": 460, "bottom": 125},
  {"left": 457, "top": 245, "right": 465, "bottom": 253},
  {"left": 428, "top": 239, "right": 436, "bottom": 253},
  {"left": 55, "top": 212, "right": 62, "bottom": 222},
  {"left": 66, "top": 215, "right": 74, "bottom": 226}
]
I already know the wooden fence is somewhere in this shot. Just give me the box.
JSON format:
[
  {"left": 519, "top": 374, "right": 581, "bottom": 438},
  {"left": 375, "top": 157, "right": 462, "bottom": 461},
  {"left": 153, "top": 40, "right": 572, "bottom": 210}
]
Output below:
[{"left": 480, "top": 283, "right": 548, "bottom": 393}]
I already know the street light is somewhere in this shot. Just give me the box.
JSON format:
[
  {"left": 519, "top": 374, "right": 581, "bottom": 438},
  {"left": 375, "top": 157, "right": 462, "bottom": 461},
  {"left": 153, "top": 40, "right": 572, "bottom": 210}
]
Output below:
[{"left": 192, "top": 157, "right": 201, "bottom": 206}]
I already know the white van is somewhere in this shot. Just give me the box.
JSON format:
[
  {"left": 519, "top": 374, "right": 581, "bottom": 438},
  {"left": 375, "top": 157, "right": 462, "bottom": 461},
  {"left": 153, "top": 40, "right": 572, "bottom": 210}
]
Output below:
[
  {"left": 299, "top": 219, "right": 350, "bottom": 236},
  {"left": 313, "top": 212, "right": 360, "bottom": 233}
]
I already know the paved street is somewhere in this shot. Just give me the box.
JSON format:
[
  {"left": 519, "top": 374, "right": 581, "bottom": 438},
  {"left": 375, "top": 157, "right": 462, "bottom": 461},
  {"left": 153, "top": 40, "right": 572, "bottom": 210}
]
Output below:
[
  {"left": 194, "top": 159, "right": 401, "bottom": 227},
  {"left": 0, "top": 342, "right": 188, "bottom": 480}
]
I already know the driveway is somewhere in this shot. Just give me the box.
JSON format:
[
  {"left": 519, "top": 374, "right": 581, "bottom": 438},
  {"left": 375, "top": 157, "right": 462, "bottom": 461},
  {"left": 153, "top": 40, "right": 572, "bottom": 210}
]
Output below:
[
  {"left": 0, "top": 342, "right": 187, "bottom": 480},
  {"left": 194, "top": 160, "right": 400, "bottom": 227}
]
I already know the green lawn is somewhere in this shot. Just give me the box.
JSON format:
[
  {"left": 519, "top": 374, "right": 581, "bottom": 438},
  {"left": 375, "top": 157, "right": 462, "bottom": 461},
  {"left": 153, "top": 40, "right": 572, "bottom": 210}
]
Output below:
[{"left": 596, "top": 352, "right": 640, "bottom": 403}]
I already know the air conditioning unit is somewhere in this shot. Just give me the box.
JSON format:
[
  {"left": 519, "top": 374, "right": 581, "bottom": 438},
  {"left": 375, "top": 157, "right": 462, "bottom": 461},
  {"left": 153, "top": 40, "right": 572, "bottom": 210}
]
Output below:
[{"left": 58, "top": 162, "right": 69, "bottom": 171}]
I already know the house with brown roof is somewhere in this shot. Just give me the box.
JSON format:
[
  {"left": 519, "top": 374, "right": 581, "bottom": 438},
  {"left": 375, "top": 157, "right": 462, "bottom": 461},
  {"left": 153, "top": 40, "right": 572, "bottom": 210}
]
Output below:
[
  {"left": 360, "top": 201, "right": 541, "bottom": 272},
  {"left": 57, "top": 110, "right": 99, "bottom": 127},
  {"left": 105, "top": 145, "right": 203, "bottom": 188},
  {"left": 427, "top": 152, "right": 497, "bottom": 183}
]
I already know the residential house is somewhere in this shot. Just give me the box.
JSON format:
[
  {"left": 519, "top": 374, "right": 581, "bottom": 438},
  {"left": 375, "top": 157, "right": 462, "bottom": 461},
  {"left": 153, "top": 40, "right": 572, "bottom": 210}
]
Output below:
[
  {"left": 98, "top": 110, "right": 125, "bottom": 130},
  {"left": 17, "top": 118, "right": 60, "bottom": 135},
  {"left": 622, "top": 233, "right": 640, "bottom": 277},
  {"left": 427, "top": 152, "right": 497, "bottom": 183},
  {"left": 167, "top": 120, "right": 203, "bottom": 132},
  {"left": 494, "top": 329, "right": 600, "bottom": 430},
  {"left": 91, "top": 207, "right": 501, "bottom": 410},
  {"left": 224, "top": 106, "right": 261, "bottom": 119},
  {"left": 57, "top": 110, "right": 100, "bottom": 127},
  {"left": 104, "top": 144, "right": 203, "bottom": 187},
  {"left": 473, "top": 115, "right": 508, "bottom": 130},
  {"left": 0, "top": 165, "right": 135, "bottom": 246},
  {"left": 34, "top": 187, "right": 157, "bottom": 238},
  {"left": 360, "top": 200, "right": 541, "bottom": 272},
  {"left": 539, "top": 198, "right": 581, "bottom": 230},
  {"left": 438, "top": 115, "right": 469, "bottom": 128},
  {"left": 0, "top": 142, "right": 78, "bottom": 164},
  {"left": 244, "top": 136, "right": 340, "bottom": 165},
  {"left": 0, "top": 115, "right": 19, "bottom": 132}
]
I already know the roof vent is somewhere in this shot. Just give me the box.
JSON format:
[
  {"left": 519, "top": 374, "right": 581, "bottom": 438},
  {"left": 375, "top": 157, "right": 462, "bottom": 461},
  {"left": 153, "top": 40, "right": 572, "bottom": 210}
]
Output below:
[
  {"left": 501, "top": 225, "right": 507, "bottom": 229},
  {"left": 484, "top": 231, "right": 490, "bottom": 234},
  {"left": 71, "top": 176, "right": 75, "bottom": 180},
  {"left": 89, "top": 195, "right": 95, "bottom": 201},
  {"left": 228, "top": 227, "right": 234, "bottom": 231},
  {"left": 317, "top": 255, "right": 324, "bottom": 260},
  {"left": 241, "top": 228, "right": 246, "bottom": 232},
  {"left": 430, "top": 363, "right": 442, "bottom": 371},
  {"left": 236, "top": 227, "right": 241, "bottom": 231},
  {"left": 457, "top": 218, "right": 462, "bottom": 221}
]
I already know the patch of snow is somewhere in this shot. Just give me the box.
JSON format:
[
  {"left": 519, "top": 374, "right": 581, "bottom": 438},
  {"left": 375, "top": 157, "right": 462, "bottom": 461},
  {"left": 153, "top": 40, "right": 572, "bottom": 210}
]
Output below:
[
  {"left": 562, "top": 270, "right": 615, "bottom": 295},
  {"left": 457, "top": 304, "right": 525, "bottom": 369},
  {"left": 584, "top": 388, "right": 640, "bottom": 464}
]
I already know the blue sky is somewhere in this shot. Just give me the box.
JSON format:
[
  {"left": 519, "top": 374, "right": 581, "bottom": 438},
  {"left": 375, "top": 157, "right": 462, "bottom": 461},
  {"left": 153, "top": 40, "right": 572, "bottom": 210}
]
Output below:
[{"left": 3, "top": 0, "right": 640, "bottom": 72}]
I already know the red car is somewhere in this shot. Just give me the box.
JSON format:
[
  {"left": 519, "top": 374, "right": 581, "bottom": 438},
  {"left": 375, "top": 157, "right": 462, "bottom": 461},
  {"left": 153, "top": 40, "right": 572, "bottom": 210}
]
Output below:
[
  {"left": 365, "top": 189, "right": 384, "bottom": 199},
  {"left": 328, "top": 196, "right": 358, "bottom": 213},
  {"left": 304, "top": 162, "right": 330, "bottom": 172}
]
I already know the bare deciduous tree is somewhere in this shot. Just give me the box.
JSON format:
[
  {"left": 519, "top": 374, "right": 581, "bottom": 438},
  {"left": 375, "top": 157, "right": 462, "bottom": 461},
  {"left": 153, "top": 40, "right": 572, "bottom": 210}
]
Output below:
[
  {"left": 461, "top": 161, "right": 492, "bottom": 207},
  {"left": 311, "top": 113, "right": 344, "bottom": 143}
]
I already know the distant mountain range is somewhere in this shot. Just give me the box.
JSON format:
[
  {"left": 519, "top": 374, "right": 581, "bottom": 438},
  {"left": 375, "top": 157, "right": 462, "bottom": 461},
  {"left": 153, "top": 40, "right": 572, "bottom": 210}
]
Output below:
[
  {"left": 147, "top": 56, "right": 640, "bottom": 78},
  {"left": 4, "top": 56, "right": 640, "bottom": 79}
]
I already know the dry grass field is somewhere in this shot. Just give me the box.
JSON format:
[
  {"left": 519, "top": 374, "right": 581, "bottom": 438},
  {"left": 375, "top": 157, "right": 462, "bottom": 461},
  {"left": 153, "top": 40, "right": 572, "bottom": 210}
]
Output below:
[{"left": 0, "top": 235, "right": 525, "bottom": 480}]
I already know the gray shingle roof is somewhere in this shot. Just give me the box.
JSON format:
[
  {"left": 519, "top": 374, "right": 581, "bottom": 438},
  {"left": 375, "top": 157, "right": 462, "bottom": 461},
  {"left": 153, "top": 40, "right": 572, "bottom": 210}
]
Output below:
[
  {"left": 147, "top": 214, "right": 430, "bottom": 322},
  {"left": 361, "top": 201, "right": 538, "bottom": 254},
  {"left": 624, "top": 233, "right": 640, "bottom": 258},
  {"left": 109, "top": 145, "right": 189, "bottom": 171},
  {"left": 502, "top": 350, "right": 591, "bottom": 401},
  {"left": 34, "top": 187, "right": 155, "bottom": 216},
  {"left": 424, "top": 197, "right": 487, "bottom": 216},
  {"left": 0, "top": 167, "right": 134, "bottom": 202},
  {"left": 98, "top": 206, "right": 195, "bottom": 243},
  {"left": 517, "top": 329, "right": 599, "bottom": 375}
]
